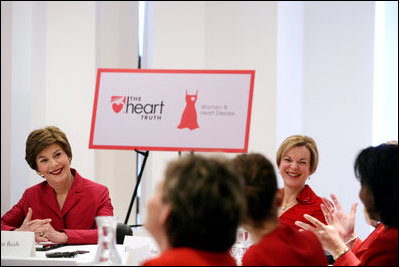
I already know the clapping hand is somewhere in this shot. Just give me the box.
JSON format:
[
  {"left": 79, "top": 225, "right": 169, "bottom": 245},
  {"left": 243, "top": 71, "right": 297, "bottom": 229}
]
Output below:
[
  {"left": 295, "top": 214, "right": 348, "bottom": 258},
  {"left": 321, "top": 194, "right": 358, "bottom": 245},
  {"left": 295, "top": 194, "right": 359, "bottom": 258}
]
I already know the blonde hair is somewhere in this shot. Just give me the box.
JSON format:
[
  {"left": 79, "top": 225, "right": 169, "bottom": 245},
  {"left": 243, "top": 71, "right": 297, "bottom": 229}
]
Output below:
[
  {"left": 25, "top": 126, "right": 72, "bottom": 171},
  {"left": 276, "top": 135, "right": 319, "bottom": 175}
]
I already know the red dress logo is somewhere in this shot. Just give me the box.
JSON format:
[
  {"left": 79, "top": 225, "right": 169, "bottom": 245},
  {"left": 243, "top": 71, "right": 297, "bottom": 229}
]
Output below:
[
  {"left": 177, "top": 90, "right": 199, "bottom": 130},
  {"left": 111, "top": 96, "right": 126, "bottom": 113}
]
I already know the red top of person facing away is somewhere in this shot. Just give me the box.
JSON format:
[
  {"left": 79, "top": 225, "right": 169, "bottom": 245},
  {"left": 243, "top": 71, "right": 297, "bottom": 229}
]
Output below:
[
  {"left": 141, "top": 247, "right": 237, "bottom": 266},
  {"left": 334, "top": 223, "right": 398, "bottom": 266},
  {"left": 242, "top": 224, "right": 328, "bottom": 266},
  {"left": 278, "top": 185, "right": 328, "bottom": 230},
  {"left": 1, "top": 169, "right": 114, "bottom": 244}
]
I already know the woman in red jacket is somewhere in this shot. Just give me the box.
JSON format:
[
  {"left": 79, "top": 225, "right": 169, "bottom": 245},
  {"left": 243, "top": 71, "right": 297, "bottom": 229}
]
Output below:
[
  {"left": 276, "top": 135, "right": 328, "bottom": 229},
  {"left": 233, "top": 153, "right": 328, "bottom": 266},
  {"left": 142, "top": 155, "right": 245, "bottom": 266},
  {"left": 1, "top": 126, "right": 114, "bottom": 244},
  {"left": 296, "top": 142, "right": 398, "bottom": 266}
]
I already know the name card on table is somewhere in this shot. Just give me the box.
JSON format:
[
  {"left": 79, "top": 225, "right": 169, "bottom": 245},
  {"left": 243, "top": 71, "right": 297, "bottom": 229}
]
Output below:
[
  {"left": 123, "top": 235, "right": 160, "bottom": 265},
  {"left": 1, "top": 231, "right": 36, "bottom": 257}
]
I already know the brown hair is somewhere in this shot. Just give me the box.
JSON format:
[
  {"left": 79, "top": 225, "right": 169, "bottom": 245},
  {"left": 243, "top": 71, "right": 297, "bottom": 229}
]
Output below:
[
  {"left": 25, "top": 126, "right": 72, "bottom": 171},
  {"left": 162, "top": 154, "right": 245, "bottom": 252},
  {"left": 276, "top": 135, "right": 319, "bottom": 175},
  {"left": 234, "top": 153, "right": 277, "bottom": 228}
]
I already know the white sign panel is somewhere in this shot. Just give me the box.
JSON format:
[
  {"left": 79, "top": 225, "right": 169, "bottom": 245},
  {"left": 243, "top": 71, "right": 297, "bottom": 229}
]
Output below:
[{"left": 89, "top": 69, "right": 255, "bottom": 152}]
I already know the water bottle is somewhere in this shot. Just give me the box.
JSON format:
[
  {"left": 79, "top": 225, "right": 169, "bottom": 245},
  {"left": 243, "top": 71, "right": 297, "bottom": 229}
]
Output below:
[{"left": 93, "top": 216, "right": 122, "bottom": 265}]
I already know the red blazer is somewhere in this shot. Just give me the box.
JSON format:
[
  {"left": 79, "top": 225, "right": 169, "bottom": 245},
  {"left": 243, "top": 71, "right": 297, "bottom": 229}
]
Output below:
[
  {"left": 278, "top": 185, "right": 328, "bottom": 230},
  {"left": 142, "top": 247, "right": 237, "bottom": 266},
  {"left": 242, "top": 224, "right": 328, "bottom": 266},
  {"left": 1, "top": 169, "right": 114, "bottom": 244},
  {"left": 334, "top": 224, "right": 398, "bottom": 266}
]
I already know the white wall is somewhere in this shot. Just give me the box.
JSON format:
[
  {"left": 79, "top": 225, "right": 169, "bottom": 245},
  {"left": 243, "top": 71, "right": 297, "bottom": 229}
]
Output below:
[
  {"left": 373, "top": 1, "right": 398, "bottom": 145},
  {"left": 1, "top": 1, "right": 140, "bottom": 226},
  {"left": 2, "top": 2, "right": 48, "bottom": 208},
  {"left": 94, "top": 1, "right": 139, "bottom": 225},
  {"left": 1, "top": 1, "right": 12, "bottom": 215},
  {"left": 205, "top": 1, "right": 278, "bottom": 158},
  {"left": 139, "top": 1, "right": 278, "bottom": 226},
  {"left": 140, "top": 1, "right": 376, "bottom": 240},
  {"left": 139, "top": 1, "right": 209, "bottom": 226},
  {"left": 276, "top": 1, "right": 304, "bottom": 141},
  {"left": 2, "top": 1, "right": 395, "bottom": 241},
  {"left": 45, "top": 2, "right": 96, "bottom": 180},
  {"left": 301, "top": 1, "right": 375, "bottom": 240}
]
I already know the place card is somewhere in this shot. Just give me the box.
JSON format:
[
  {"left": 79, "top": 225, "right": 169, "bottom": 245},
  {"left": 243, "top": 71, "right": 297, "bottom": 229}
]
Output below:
[
  {"left": 123, "top": 235, "right": 159, "bottom": 265},
  {"left": 1, "top": 231, "right": 36, "bottom": 257}
]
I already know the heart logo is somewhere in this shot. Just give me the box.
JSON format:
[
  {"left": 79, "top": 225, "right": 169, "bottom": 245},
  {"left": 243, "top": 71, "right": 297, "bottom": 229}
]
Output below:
[
  {"left": 111, "top": 96, "right": 126, "bottom": 113},
  {"left": 112, "top": 103, "right": 123, "bottom": 113}
]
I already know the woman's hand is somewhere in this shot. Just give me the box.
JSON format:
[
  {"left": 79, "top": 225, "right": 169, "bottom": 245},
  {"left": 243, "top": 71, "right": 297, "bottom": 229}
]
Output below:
[
  {"left": 36, "top": 223, "right": 68, "bottom": 244},
  {"left": 321, "top": 194, "right": 358, "bottom": 244},
  {"left": 15, "top": 207, "right": 52, "bottom": 243},
  {"left": 295, "top": 214, "right": 348, "bottom": 259}
]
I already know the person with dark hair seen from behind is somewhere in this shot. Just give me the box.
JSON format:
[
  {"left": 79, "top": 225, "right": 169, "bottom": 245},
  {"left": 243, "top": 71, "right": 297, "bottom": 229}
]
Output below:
[
  {"left": 142, "top": 154, "right": 245, "bottom": 266},
  {"left": 233, "top": 153, "right": 327, "bottom": 266},
  {"left": 295, "top": 142, "right": 398, "bottom": 266},
  {"left": 276, "top": 135, "right": 330, "bottom": 228},
  {"left": 1, "top": 126, "right": 114, "bottom": 244}
]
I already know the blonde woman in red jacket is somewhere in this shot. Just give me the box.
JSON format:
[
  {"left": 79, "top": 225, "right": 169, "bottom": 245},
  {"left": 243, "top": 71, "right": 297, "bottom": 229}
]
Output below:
[
  {"left": 1, "top": 126, "right": 114, "bottom": 244},
  {"left": 276, "top": 135, "right": 329, "bottom": 230},
  {"left": 234, "top": 153, "right": 327, "bottom": 266}
]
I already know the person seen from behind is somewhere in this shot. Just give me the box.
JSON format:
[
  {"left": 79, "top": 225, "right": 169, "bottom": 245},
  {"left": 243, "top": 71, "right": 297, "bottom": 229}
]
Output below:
[{"left": 142, "top": 154, "right": 245, "bottom": 266}]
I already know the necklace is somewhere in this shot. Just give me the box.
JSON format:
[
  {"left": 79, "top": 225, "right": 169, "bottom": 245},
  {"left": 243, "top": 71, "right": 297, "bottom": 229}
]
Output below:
[{"left": 281, "top": 200, "right": 296, "bottom": 211}]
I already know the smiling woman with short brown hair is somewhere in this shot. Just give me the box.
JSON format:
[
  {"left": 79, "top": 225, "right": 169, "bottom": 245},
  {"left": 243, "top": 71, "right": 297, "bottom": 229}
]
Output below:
[{"left": 1, "top": 126, "right": 114, "bottom": 245}]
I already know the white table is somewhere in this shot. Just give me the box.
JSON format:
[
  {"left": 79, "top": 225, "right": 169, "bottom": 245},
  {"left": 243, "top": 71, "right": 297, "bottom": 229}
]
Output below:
[
  {"left": 2, "top": 232, "right": 160, "bottom": 267},
  {"left": 1, "top": 244, "right": 127, "bottom": 266}
]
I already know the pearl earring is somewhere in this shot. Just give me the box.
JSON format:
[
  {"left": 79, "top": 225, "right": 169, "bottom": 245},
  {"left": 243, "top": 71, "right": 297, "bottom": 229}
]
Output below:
[{"left": 37, "top": 171, "right": 45, "bottom": 178}]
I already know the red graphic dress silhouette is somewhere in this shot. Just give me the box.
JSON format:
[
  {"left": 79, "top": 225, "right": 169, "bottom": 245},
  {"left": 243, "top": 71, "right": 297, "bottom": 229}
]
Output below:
[{"left": 177, "top": 90, "right": 199, "bottom": 130}]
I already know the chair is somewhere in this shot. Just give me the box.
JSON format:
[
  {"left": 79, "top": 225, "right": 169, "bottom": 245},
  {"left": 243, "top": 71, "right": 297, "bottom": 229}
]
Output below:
[{"left": 116, "top": 223, "right": 133, "bottom": 244}]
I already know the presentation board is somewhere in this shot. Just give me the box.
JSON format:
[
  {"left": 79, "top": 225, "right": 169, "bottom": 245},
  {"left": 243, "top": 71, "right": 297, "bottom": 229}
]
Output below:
[{"left": 89, "top": 69, "right": 255, "bottom": 152}]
